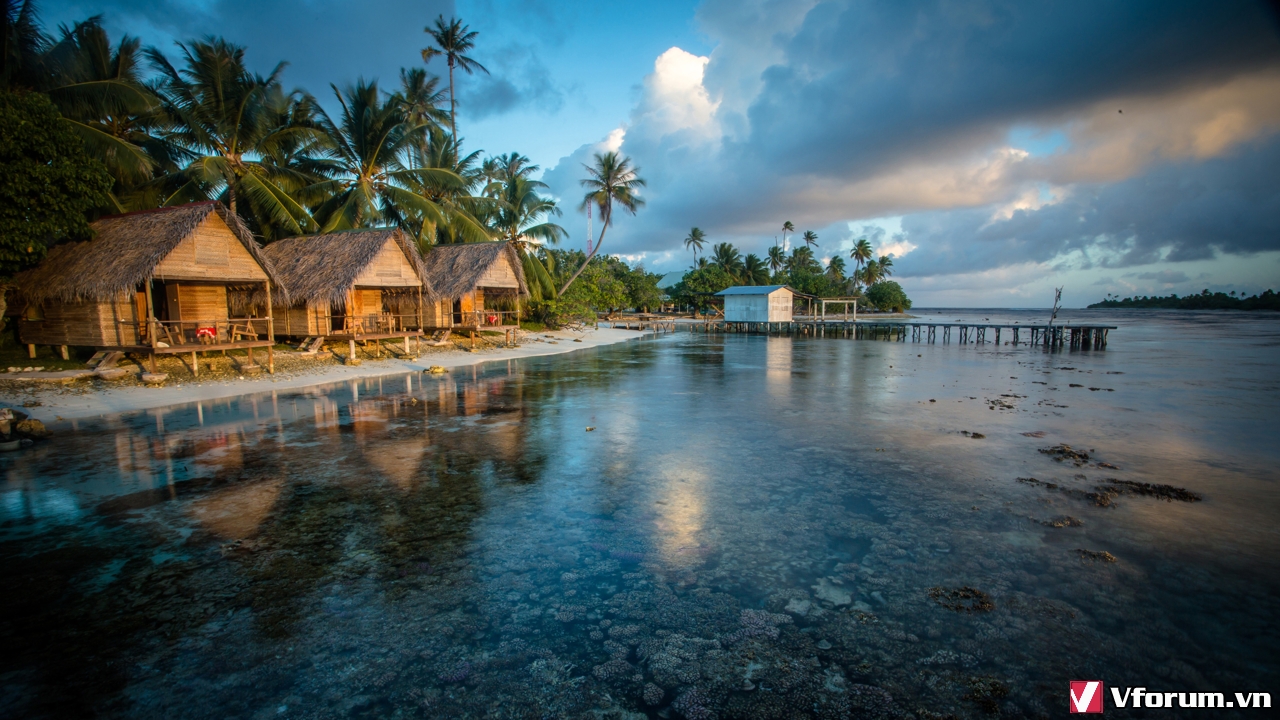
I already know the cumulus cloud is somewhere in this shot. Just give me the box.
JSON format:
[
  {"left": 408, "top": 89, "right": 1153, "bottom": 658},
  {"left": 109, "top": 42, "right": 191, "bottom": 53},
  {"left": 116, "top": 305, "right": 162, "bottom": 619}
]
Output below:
[{"left": 541, "top": 0, "right": 1280, "bottom": 297}]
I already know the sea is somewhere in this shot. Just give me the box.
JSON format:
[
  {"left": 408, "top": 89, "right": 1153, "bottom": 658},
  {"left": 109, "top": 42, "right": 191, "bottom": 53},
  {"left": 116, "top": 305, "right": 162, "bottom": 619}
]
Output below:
[{"left": 1, "top": 308, "right": 1277, "bottom": 718}]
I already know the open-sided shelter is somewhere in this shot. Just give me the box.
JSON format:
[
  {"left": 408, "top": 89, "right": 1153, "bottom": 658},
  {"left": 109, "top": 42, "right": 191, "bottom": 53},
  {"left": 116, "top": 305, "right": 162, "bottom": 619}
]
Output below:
[
  {"left": 263, "top": 228, "right": 430, "bottom": 358},
  {"left": 419, "top": 241, "right": 528, "bottom": 331},
  {"left": 11, "top": 201, "right": 284, "bottom": 374},
  {"left": 716, "top": 285, "right": 797, "bottom": 322}
]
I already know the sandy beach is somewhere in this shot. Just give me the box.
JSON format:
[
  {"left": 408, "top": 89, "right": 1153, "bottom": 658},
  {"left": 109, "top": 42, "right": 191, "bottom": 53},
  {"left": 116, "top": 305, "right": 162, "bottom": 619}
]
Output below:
[{"left": 0, "top": 327, "right": 651, "bottom": 422}]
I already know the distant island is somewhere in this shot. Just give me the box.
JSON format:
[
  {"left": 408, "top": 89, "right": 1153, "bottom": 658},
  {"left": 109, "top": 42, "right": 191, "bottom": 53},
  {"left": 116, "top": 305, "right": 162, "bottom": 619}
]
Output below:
[{"left": 1088, "top": 289, "right": 1279, "bottom": 310}]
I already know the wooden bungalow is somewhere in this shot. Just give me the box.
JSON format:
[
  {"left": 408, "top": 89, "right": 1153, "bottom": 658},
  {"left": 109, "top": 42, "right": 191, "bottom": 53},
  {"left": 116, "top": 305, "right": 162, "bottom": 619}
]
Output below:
[
  {"left": 419, "top": 241, "right": 529, "bottom": 337},
  {"left": 263, "top": 228, "right": 430, "bottom": 361},
  {"left": 11, "top": 201, "right": 285, "bottom": 375}
]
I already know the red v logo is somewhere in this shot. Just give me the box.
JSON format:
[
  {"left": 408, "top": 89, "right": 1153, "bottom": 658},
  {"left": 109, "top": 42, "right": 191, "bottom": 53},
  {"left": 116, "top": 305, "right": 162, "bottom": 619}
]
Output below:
[{"left": 1069, "top": 681, "right": 1104, "bottom": 713}]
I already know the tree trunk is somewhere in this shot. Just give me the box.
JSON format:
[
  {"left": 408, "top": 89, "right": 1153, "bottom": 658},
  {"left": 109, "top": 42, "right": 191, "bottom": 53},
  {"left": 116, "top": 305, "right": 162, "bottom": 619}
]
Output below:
[
  {"left": 448, "top": 57, "right": 457, "bottom": 139},
  {"left": 558, "top": 206, "right": 609, "bottom": 296},
  {"left": 227, "top": 180, "right": 236, "bottom": 215}
]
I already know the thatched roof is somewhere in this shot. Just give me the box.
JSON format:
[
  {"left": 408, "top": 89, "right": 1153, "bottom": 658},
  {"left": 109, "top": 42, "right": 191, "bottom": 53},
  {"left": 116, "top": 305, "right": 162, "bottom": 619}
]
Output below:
[
  {"left": 420, "top": 241, "right": 529, "bottom": 300},
  {"left": 12, "top": 201, "right": 287, "bottom": 305},
  {"left": 262, "top": 228, "right": 430, "bottom": 304}
]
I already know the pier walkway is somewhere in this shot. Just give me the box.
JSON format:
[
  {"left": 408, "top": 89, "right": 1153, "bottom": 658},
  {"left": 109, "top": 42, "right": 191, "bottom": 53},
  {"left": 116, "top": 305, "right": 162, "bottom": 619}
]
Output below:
[{"left": 686, "top": 320, "right": 1115, "bottom": 349}]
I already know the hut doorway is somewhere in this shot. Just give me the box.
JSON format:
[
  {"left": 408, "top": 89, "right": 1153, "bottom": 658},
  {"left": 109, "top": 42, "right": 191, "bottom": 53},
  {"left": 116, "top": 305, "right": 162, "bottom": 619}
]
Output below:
[
  {"left": 330, "top": 301, "right": 346, "bottom": 332},
  {"left": 452, "top": 298, "right": 463, "bottom": 325}
]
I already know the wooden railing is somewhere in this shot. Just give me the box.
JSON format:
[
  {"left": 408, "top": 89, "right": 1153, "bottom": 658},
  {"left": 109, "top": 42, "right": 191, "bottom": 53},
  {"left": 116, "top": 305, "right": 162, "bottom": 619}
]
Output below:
[
  {"left": 150, "top": 318, "right": 271, "bottom": 347},
  {"left": 330, "top": 313, "right": 422, "bottom": 335},
  {"left": 460, "top": 310, "right": 519, "bottom": 328}
]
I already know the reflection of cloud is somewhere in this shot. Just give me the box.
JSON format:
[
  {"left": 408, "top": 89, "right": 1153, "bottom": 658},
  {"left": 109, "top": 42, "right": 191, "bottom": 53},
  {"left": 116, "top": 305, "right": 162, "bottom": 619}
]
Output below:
[
  {"left": 765, "top": 337, "right": 792, "bottom": 398},
  {"left": 652, "top": 467, "right": 706, "bottom": 565}
]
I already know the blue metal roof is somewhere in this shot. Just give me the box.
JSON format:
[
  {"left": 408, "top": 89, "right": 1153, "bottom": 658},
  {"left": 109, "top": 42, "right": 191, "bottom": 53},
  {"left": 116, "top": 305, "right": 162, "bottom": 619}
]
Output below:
[{"left": 714, "top": 285, "right": 793, "bottom": 296}]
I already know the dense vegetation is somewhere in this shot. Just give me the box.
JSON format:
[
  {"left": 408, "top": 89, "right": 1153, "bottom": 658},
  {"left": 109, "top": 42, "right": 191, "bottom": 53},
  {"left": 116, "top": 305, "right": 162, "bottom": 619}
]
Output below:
[
  {"left": 0, "top": 1, "right": 651, "bottom": 323},
  {"left": 1088, "top": 289, "right": 1279, "bottom": 311},
  {"left": 668, "top": 230, "right": 911, "bottom": 312}
]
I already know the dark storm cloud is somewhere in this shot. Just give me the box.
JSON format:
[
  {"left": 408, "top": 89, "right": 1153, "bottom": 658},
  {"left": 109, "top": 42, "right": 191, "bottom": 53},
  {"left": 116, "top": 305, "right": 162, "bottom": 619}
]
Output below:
[
  {"left": 44, "top": 0, "right": 455, "bottom": 96},
  {"left": 894, "top": 136, "right": 1280, "bottom": 277},
  {"left": 458, "top": 44, "right": 566, "bottom": 119},
  {"left": 743, "top": 0, "right": 1280, "bottom": 178}
]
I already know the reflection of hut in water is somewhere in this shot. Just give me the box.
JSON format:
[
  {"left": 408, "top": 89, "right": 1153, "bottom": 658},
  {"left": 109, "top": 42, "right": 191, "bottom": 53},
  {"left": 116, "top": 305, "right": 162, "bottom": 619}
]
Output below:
[
  {"left": 419, "top": 241, "right": 528, "bottom": 334},
  {"left": 263, "top": 229, "right": 430, "bottom": 356},
  {"left": 11, "top": 202, "right": 285, "bottom": 374}
]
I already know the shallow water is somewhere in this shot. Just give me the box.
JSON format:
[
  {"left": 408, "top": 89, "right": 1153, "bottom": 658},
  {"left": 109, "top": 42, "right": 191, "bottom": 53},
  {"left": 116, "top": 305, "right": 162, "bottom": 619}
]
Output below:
[{"left": 2, "top": 309, "right": 1278, "bottom": 719}]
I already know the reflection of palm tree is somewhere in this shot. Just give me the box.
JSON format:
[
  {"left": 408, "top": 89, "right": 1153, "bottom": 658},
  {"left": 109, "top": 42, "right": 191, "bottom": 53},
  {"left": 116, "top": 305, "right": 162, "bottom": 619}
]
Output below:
[
  {"left": 421, "top": 15, "right": 488, "bottom": 139},
  {"left": 767, "top": 246, "right": 786, "bottom": 277},
  {"left": 802, "top": 230, "right": 818, "bottom": 250},
  {"left": 781, "top": 220, "right": 794, "bottom": 251},
  {"left": 684, "top": 227, "right": 705, "bottom": 264}
]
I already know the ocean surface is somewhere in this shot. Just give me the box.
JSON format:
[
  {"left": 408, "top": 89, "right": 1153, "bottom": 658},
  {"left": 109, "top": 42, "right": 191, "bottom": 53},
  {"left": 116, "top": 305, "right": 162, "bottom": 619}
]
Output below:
[{"left": 2, "top": 309, "right": 1277, "bottom": 719}]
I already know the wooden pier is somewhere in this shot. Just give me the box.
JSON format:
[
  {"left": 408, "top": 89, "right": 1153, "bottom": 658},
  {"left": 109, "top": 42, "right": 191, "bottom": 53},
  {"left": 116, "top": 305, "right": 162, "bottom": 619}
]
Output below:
[
  {"left": 686, "top": 320, "right": 1115, "bottom": 349},
  {"left": 598, "top": 317, "right": 679, "bottom": 333}
]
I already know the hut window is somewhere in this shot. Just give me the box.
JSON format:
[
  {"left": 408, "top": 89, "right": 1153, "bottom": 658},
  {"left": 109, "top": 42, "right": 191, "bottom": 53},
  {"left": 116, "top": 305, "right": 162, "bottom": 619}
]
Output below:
[
  {"left": 195, "top": 233, "right": 230, "bottom": 266},
  {"left": 23, "top": 303, "right": 44, "bottom": 321}
]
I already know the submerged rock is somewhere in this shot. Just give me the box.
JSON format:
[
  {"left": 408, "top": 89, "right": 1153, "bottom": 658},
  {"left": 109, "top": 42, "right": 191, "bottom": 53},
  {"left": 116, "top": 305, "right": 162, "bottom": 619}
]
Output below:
[{"left": 16, "top": 419, "right": 50, "bottom": 439}]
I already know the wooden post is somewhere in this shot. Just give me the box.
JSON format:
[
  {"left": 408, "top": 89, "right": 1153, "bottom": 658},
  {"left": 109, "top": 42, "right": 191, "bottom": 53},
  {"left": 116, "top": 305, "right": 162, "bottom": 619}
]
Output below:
[
  {"left": 27, "top": 344, "right": 36, "bottom": 359},
  {"left": 404, "top": 336, "right": 411, "bottom": 356},
  {"left": 265, "top": 280, "right": 275, "bottom": 373},
  {"left": 349, "top": 338, "right": 356, "bottom": 364},
  {"left": 247, "top": 346, "right": 254, "bottom": 367},
  {"left": 192, "top": 351, "right": 198, "bottom": 377},
  {"left": 59, "top": 345, "right": 69, "bottom": 360}
]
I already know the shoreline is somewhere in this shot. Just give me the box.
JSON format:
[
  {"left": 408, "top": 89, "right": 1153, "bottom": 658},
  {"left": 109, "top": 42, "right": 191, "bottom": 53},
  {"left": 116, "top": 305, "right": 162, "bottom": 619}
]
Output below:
[{"left": 1, "top": 327, "right": 652, "bottom": 423}]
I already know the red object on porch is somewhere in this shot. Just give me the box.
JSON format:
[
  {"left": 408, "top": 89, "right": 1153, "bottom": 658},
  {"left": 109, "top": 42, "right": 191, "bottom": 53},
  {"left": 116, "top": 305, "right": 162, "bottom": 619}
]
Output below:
[
  {"left": 487, "top": 314, "right": 498, "bottom": 325},
  {"left": 196, "top": 326, "right": 217, "bottom": 340}
]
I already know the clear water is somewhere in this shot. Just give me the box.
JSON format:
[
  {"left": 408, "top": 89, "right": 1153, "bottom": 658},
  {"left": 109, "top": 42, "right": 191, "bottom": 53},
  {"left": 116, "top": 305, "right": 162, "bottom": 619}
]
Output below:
[{"left": 2, "top": 309, "right": 1278, "bottom": 719}]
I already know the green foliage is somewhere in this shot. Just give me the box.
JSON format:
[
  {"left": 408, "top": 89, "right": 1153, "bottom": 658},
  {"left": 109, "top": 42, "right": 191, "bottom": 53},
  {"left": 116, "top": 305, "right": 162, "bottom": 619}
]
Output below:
[
  {"left": 865, "top": 280, "right": 912, "bottom": 312},
  {"left": 0, "top": 90, "right": 112, "bottom": 277},
  {"left": 527, "top": 249, "right": 658, "bottom": 325},
  {"left": 671, "top": 265, "right": 735, "bottom": 310},
  {"left": 1088, "top": 289, "right": 1279, "bottom": 311}
]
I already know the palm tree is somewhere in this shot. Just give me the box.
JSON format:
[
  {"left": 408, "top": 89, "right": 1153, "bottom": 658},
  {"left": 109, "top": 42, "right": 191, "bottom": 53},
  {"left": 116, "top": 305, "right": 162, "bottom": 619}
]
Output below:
[
  {"left": 490, "top": 175, "right": 564, "bottom": 301},
  {"left": 305, "top": 78, "right": 486, "bottom": 239},
  {"left": 786, "top": 246, "right": 819, "bottom": 274},
  {"left": 2, "top": 0, "right": 46, "bottom": 91},
  {"left": 767, "top": 245, "right": 786, "bottom": 277},
  {"left": 802, "top": 230, "right": 819, "bottom": 250},
  {"left": 711, "top": 242, "right": 743, "bottom": 279},
  {"left": 877, "top": 254, "right": 894, "bottom": 278},
  {"left": 781, "top": 220, "right": 794, "bottom": 251},
  {"left": 850, "top": 237, "right": 873, "bottom": 278},
  {"left": 826, "top": 255, "right": 846, "bottom": 281},
  {"left": 684, "top": 227, "right": 705, "bottom": 264},
  {"left": 42, "top": 17, "right": 167, "bottom": 203},
  {"left": 146, "top": 38, "right": 315, "bottom": 233},
  {"left": 398, "top": 123, "right": 490, "bottom": 244},
  {"left": 396, "top": 66, "right": 449, "bottom": 155},
  {"left": 860, "top": 258, "right": 882, "bottom": 286},
  {"left": 559, "top": 151, "right": 645, "bottom": 295},
  {"left": 743, "top": 253, "right": 769, "bottom": 285},
  {"left": 421, "top": 15, "right": 488, "bottom": 139}
]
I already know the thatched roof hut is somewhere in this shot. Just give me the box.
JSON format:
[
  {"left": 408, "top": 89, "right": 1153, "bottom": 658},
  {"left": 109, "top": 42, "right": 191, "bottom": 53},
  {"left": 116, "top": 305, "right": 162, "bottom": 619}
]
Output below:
[
  {"left": 420, "top": 241, "right": 528, "bottom": 300},
  {"left": 264, "top": 228, "right": 430, "bottom": 305},
  {"left": 418, "top": 241, "right": 529, "bottom": 329},
  {"left": 13, "top": 201, "right": 286, "bottom": 307},
  {"left": 263, "top": 228, "right": 431, "bottom": 338},
  {"left": 11, "top": 202, "right": 285, "bottom": 360}
]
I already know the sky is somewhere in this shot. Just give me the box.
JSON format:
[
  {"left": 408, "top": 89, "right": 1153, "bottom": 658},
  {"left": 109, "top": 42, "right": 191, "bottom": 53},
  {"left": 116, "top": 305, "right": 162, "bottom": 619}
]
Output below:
[{"left": 43, "top": 0, "right": 1280, "bottom": 307}]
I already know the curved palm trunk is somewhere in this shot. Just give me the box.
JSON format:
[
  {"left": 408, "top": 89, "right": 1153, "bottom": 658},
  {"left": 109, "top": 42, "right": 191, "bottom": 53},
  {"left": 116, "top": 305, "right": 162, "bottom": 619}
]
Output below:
[{"left": 557, "top": 205, "right": 609, "bottom": 296}]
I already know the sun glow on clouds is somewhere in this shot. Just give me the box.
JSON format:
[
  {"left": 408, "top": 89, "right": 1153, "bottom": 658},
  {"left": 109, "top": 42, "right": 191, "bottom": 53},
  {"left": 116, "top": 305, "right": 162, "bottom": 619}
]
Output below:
[{"left": 638, "top": 47, "right": 720, "bottom": 140}]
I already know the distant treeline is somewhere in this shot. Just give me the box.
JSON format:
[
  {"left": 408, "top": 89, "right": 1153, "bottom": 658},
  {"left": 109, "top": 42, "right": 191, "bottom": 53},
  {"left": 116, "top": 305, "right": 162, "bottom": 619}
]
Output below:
[{"left": 1088, "top": 289, "right": 1279, "bottom": 310}]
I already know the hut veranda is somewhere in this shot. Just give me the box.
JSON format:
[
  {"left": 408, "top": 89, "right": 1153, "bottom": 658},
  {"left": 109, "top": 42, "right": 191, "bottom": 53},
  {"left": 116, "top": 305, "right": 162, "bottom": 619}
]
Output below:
[
  {"left": 11, "top": 202, "right": 284, "bottom": 374},
  {"left": 263, "top": 229, "right": 430, "bottom": 362}
]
